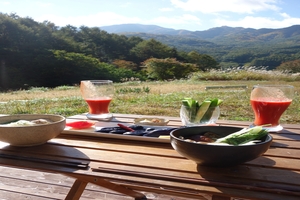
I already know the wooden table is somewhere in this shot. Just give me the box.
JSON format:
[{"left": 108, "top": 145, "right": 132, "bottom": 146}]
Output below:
[{"left": 0, "top": 113, "right": 299, "bottom": 200}]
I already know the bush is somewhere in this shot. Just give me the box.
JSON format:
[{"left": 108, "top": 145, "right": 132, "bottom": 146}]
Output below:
[{"left": 143, "top": 58, "right": 197, "bottom": 80}]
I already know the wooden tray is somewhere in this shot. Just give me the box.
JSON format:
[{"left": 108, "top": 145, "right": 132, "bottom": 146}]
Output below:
[{"left": 61, "top": 122, "right": 172, "bottom": 143}]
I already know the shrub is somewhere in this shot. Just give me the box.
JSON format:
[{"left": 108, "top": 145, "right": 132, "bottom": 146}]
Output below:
[{"left": 143, "top": 58, "right": 197, "bottom": 80}]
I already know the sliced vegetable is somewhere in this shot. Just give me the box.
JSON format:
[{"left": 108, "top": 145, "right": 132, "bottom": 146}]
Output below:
[
  {"left": 182, "top": 98, "right": 198, "bottom": 121},
  {"left": 195, "top": 100, "right": 211, "bottom": 121},
  {"left": 201, "top": 98, "right": 224, "bottom": 122},
  {"left": 182, "top": 97, "right": 223, "bottom": 123},
  {"left": 215, "top": 126, "right": 268, "bottom": 145}
]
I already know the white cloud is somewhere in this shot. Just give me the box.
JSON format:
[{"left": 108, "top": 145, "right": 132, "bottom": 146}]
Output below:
[
  {"left": 1, "top": 1, "right": 10, "bottom": 5},
  {"left": 36, "top": 2, "right": 52, "bottom": 8},
  {"left": 280, "top": 12, "right": 290, "bottom": 18},
  {"left": 214, "top": 15, "right": 300, "bottom": 29},
  {"left": 148, "top": 14, "right": 202, "bottom": 29},
  {"left": 120, "top": 2, "right": 132, "bottom": 8},
  {"left": 150, "top": 14, "right": 201, "bottom": 24},
  {"left": 159, "top": 7, "right": 173, "bottom": 12},
  {"left": 171, "top": 0, "right": 280, "bottom": 14},
  {"left": 37, "top": 12, "right": 142, "bottom": 27}
]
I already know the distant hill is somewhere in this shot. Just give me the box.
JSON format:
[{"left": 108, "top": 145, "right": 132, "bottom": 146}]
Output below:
[
  {"left": 100, "top": 24, "right": 300, "bottom": 69},
  {"left": 100, "top": 24, "right": 300, "bottom": 42},
  {"left": 100, "top": 24, "right": 191, "bottom": 35}
]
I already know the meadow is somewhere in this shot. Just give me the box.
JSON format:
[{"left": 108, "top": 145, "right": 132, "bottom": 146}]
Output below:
[{"left": 0, "top": 69, "right": 299, "bottom": 124}]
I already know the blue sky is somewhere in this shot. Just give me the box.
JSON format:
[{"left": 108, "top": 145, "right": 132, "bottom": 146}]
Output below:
[{"left": 1, "top": 0, "right": 300, "bottom": 31}]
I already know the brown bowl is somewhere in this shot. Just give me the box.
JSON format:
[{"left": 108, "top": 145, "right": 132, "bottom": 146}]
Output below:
[
  {"left": 170, "top": 126, "right": 272, "bottom": 167},
  {"left": 0, "top": 114, "right": 66, "bottom": 146}
]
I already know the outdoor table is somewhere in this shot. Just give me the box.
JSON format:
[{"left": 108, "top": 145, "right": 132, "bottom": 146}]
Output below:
[{"left": 0, "top": 113, "right": 299, "bottom": 200}]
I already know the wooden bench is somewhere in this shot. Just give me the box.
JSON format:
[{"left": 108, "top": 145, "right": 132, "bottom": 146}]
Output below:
[{"left": 205, "top": 85, "right": 248, "bottom": 90}]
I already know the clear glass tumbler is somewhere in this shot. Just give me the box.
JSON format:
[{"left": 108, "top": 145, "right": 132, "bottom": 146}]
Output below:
[{"left": 180, "top": 105, "right": 220, "bottom": 126}]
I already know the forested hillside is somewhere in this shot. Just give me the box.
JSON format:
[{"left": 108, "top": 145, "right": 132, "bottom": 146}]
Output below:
[
  {"left": 102, "top": 24, "right": 300, "bottom": 69},
  {"left": 0, "top": 13, "right": 218, "bottom": 90}
]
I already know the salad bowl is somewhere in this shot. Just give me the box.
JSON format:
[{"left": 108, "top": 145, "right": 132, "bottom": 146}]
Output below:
[{"left": 170, "top": 126, "right": 272, "bottom": 167}]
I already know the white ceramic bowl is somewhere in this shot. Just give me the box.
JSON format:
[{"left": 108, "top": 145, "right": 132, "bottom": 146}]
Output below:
[{"left": 0, "top": 114, "right": 66, "bottom": 146}]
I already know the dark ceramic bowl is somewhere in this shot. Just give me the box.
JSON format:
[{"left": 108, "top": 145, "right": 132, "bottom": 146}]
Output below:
[{"left": 170, "top": 126, "right": 272, "bottom": 167}]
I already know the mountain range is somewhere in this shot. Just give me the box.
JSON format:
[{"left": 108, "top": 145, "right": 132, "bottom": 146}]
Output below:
[
  {"left": 100, "top": 24, "right": 300, "bottom": 42},
  {"left": 100, "top": 24, "right": 300, "bottom": 68}
]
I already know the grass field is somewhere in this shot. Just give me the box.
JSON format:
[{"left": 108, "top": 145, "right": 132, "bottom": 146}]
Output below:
[{"left": 0, "top": 79, "right": 299, "bottom": 124}]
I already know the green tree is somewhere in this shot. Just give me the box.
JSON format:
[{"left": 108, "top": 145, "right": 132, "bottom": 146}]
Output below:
[
  {"left": 187, "top": 51, "right": 219, "bottom": 71},
  {"left": 143, "top": 58, "right": 197, "bottom": 80},
  {"left": 130, "top": 39, "right": 175, "bottom": 63},
  {"left": 276, "top": 59, "right": 300, "bottom": 73},
  {"left": 250, "top": 55, "right": 284, "bottom": 70},
  {"left": 113, "top": 59, "right": 138, "bottom": 70}
]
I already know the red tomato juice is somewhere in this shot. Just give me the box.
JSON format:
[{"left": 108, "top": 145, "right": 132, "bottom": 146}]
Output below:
[
  {"left": 250, "top": 98, "right": 291, "bottom": 126},
  {"left": 85, "top": 98, "right": 112, "bottom": 114}
]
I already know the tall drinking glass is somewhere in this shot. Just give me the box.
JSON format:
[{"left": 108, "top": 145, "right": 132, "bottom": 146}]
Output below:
[
  {"left": 80, "top": 80, "right": 114, "bottom": 121},
  {"left": 250, "top": 85, "right": 294, "bottom": 132}
]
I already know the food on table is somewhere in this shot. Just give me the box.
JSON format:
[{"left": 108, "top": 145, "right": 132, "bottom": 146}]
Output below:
[
  {"left": 179, "top": 126, "right": 268, "bottom": 146},
  {"left": 66, "top": 121, "right": 95, "bottom": 129},
  {"left": 181, "top": 97, "right": 223, "bottom": 123},
  {"left": 0, "top": 119, "right": 52, "bottom": 126},
  {"left": 215, "top": 126, "right": 268, "bottom": 145},
  {"left": 97, "top": 125, "right": 175, "bottom": 137},
  {"left": 134, "top": 118, "right": 169, "bottom": 126},
  {"left": 140, "top": 118, "right": 161, "bottom": 123}
]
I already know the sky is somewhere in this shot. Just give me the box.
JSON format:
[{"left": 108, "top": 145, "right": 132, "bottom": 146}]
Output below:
[{"left": 1, "top": 0, "right": 300, "bottom": 31}]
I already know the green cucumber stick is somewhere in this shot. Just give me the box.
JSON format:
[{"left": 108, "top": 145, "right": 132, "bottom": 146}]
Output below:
[
  {"left": 181, "top": 99, "right": 190, "bottom": 107},
  {"left": 200, "top": 98, "right": 218, "bottom": 122},
  {"left": 210, "top": 98, "right": 219, "bottom": 107},
  {"left": 217, "top": 98, "right": 223, "bottom": 106},
  {"left": 195, "top": 100, "right": 211, "bottom": 122},
  {"left": 182, "top": 98, "right": 197, "bottom": 121}
]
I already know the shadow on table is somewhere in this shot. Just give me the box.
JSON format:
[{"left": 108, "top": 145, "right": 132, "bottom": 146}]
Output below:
[
  {"left": 275, "top": 129, "right": 300, "bottom": 140},
  {"left": 196, "top": 156, "right": 300, "bottom": 198},
  {"left": 0, "top": 142, "right": 90, "bottom": 171}
]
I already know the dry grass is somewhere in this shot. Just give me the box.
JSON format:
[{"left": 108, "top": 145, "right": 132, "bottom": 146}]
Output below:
[
  {"left": 0, "top": 87, "right": 81, "bottom": 102},
  {"left": 1, "top": 73, "right": 300, "bottom": 124}
]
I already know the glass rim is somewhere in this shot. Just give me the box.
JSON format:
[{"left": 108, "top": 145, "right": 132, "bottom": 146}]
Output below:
[{"left": 253, "top": 84, "right": 294, "bottom": 88}]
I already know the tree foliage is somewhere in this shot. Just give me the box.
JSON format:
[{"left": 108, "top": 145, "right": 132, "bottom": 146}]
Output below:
[
  {"left": 123, "top": 28, "right": 300, "bottom": 70},
  {"left": 130, "top": 39, "right": 177, "bottom": 63},
  {"left": 0, "top": 13, "right": 219, "bottom": 90},
  {"left": 187, "top": 51, "right": 219, "bottom": 71},
  {"left": 143, "top": 58, "right": 197, "bottom": 80},
  {"left": 276, "top": 59, "right": 300, "bottom": 73}
]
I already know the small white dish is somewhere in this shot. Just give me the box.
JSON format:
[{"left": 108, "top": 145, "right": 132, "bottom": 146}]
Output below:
[
  {"left": 86, "top": 113, "right": 113, "bottom": 121},
  {"left": 134, "top": 118, "right": 169, "bottom": 126}
]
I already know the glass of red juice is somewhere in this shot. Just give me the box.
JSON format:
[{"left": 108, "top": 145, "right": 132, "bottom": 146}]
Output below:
[
  {"left": 80, "top": 80, "right": 114, "bottom": 121},
  {"left": 250, "top": 85, "right": 294, "bottom": 132}
]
